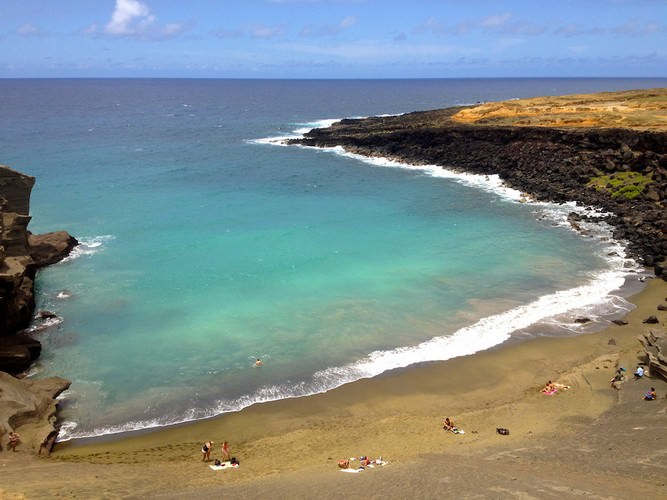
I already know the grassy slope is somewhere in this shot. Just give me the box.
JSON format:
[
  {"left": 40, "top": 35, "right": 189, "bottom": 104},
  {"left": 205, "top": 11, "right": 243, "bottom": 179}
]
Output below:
[{"left": 452, "top": 88, "right": 667, "bottom": 131}]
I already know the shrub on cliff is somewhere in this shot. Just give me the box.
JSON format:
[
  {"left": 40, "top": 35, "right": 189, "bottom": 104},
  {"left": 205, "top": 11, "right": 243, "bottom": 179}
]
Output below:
[{"left": 587, "top": 171, "right": 652, "bottom": 200}]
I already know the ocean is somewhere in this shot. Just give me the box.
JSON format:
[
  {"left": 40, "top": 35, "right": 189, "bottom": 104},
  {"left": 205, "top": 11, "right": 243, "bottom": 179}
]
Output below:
[{"left": 1, "top": 78, "right": 664, "bottom": 441}]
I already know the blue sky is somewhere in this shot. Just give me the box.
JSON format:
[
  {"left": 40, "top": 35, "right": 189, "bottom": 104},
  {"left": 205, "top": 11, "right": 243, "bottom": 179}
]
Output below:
[{"left": 1, "top": 0, "right": 665, "bottom": 78}]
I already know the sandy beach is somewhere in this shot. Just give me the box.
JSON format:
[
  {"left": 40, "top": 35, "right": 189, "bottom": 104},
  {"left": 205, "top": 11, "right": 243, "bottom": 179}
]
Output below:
[{"left": 1, "top": 276, "right": 665, "bottom": 499}]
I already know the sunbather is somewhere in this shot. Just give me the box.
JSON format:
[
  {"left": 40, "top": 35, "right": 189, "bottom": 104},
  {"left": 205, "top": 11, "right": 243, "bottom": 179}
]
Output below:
[{"left": 541, "top": 381, "right": 556, "bottom": 393}]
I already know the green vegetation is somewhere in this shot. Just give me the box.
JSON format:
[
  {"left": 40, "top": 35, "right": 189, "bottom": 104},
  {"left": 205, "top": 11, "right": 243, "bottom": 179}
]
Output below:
[{"left": 587, "top": 171, "right": 652, "bottom": 200}]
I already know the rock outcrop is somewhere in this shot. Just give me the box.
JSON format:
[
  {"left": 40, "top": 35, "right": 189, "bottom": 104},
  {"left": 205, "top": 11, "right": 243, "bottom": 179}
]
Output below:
[
  {"left": 1, "top": 164, "right": 77, "bottom": 373},
  {"left": 289, "top": 106, "right": 667, "bottom": 274},
  {"left": 639, "top": 329, "right": 667, "bottom": 381},
  {"left": 0, "top": 372, "right": 71, "bottom": 455}
]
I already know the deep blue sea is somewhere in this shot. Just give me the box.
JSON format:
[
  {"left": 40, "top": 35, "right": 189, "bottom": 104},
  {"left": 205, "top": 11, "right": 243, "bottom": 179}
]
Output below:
[{"left": 1, "top": 78, "right": 664, "bottom": 441}]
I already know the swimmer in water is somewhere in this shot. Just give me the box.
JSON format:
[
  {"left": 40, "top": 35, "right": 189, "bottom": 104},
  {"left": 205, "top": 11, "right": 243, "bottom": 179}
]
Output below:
[{"left": 255, "top": 358, "right": 263, "bottom": 367}]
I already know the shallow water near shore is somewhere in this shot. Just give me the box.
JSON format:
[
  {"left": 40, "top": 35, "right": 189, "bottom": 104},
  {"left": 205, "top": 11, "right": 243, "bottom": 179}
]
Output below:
[{"left": 1, "top": 77, "right": 664, "bottom": 441}]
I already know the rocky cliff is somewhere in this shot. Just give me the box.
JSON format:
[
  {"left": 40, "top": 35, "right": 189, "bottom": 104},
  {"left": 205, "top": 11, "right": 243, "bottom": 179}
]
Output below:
[
  {"left": 290, "top": 104, "right": 667, "bottom": 275},
  {"left": 0, "top": 372, "right": 71, "bottom": 455},
  {"left": 0, "top": 165, "right": 77, "bottom": 373},
  {"left": 0, "top": 164, "right": 77, "bottom": 455}
]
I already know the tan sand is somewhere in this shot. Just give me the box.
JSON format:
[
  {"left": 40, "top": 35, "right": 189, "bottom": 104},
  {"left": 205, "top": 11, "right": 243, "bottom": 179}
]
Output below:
[{"left": 1, "top": 278, "right": 665, "bottom": 499}]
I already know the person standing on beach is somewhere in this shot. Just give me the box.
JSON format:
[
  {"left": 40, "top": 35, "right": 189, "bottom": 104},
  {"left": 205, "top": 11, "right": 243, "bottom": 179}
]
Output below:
[
  {"left": 8, "top": 431, "right": 20, "bottom": 452},
  {"left": 221, "top": 441, "right": 231, "bottom": 461},
  {"left": 201, "top": 441, "right": 213, "bottom": 461}
]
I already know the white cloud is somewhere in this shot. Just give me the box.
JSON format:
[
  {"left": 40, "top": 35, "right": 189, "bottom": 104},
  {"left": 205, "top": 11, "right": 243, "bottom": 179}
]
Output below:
[
  {"left": 300, "top": 15, "right": 357, "bottom": 37},
  {"left": 279, "top": 39, "right": 473, "bottom": 62},
  {"left": 161, "top": 23, "right": 184, "bottom": 37},
  {"left": 17, "top": 23, "right": 45, "bottom": 37},
  {"left": 480, "top": 13, "right": 512, "bottom": 29},
  {"left": 249, "top": 24, "right": 286, "bottom": 39},
  {"left": 614, "top": 20, "right": 664, "bottom": 35},
  {"left": 105, "top": 0, "right": 155, "bottom": 36},
  {"left": 100, "top": 0, "right": 184, "bottom": 39}
]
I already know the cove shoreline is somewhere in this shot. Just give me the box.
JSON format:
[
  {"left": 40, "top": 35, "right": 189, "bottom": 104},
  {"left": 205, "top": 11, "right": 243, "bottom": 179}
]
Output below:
[{"left": 2, "top": 88, "right": 666, "bottom": 497}]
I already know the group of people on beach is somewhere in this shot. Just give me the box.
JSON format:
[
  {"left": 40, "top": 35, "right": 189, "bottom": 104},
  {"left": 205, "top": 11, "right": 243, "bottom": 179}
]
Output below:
[
  {"left": 609, "top": 364, "right": 658, "bottom": 400},
  {"left": 201, "top": 440, "right": 231, "bottom": 462},
  {"left": 540, "top": 380, "right": 570, "bottom": 395},
  {"left": 338, "top": 455, "right": 385, "bottom": 470}
]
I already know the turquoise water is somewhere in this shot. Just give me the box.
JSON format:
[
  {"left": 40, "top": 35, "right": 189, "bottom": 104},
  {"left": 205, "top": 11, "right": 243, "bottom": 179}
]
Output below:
[{"left": 1, "top": 78, "right": 663, "bottom": 440}]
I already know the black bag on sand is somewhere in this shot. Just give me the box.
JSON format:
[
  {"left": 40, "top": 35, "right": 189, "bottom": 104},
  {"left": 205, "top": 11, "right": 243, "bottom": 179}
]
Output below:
[{"left": 496, "top": 428, "right": 510, "bottom": 435}]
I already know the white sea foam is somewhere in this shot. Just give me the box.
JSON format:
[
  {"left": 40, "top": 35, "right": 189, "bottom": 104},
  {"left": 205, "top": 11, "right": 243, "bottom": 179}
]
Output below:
[
  {"left": 60, "top": 235, "right": 115, "bottom": 263},
  {"left": 250, "top": 118, "right": 342, "bottom": 147},
  {"left": 26, "top": 315, "right": 64, "bottom": 332}
]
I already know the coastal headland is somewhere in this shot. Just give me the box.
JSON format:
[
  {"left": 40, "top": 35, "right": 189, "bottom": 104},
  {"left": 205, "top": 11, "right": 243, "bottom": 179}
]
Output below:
[
  {"left": 290, "top": 88, "right": 667, "bottom": 272},
  {"left": 1, "top": 89, "right": 667, "bottom": 498}
]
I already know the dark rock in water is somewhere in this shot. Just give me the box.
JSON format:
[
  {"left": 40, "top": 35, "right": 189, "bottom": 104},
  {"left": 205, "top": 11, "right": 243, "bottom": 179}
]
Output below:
[
  {"left": 643, "top": 315, "right": 659, "bottom": 324},
  {"left": 0, "top": 335, "right": 42, "bottom": 375},
  {"left": 574, "top": 317, "right": 592, "bottom": 324},
  {"left": 611, "top": 319, "right": 629, "bottom": 326},
  {"left": 36, "top": 310, "right": 58, "bottom": 320}
]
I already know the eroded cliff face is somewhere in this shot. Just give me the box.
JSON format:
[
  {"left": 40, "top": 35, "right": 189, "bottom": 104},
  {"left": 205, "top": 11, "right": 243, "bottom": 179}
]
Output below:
[
  {"left": 290, "top": 110, "right": 667, "bottom": 274},
  {"left": 0, "top": 165, "right": 77, "bottom": 374},
  {"left": 0, "top": 165, "right": 76, "bottom": 455}
]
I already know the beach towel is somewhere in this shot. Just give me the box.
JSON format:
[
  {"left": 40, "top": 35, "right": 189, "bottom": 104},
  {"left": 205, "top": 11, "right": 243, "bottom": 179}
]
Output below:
[
  {"left": 367, "top": 459, "right": 389, "bottom": 467},
  {"left": 341, "top": 467, "right": 365, "bottom": 473},
  {"left": 209, "top": 461, "right": 238, "bottom": 471},
  {"left": 446, "top": 427, "right": 465, "bottom": 434}
]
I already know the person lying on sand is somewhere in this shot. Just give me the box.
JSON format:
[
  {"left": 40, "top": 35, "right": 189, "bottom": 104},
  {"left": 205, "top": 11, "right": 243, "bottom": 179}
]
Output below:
[
  {"left": 541, "top": 381, "right": 556, "bottom": 393},
  {"left": 541, "top": 381, "right": 570, "bottom": 394}
]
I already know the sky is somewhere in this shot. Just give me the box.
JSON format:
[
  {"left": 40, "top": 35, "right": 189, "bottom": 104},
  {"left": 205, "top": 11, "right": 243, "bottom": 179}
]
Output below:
[{"left": 1, "top": 0, "right": 665, "bottom": 78}]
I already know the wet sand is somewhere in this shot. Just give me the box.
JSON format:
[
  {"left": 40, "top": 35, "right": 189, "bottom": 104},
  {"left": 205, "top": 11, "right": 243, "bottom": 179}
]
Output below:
[{"left": 1, "top": 278, "right": 665, "bottom": 499}]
